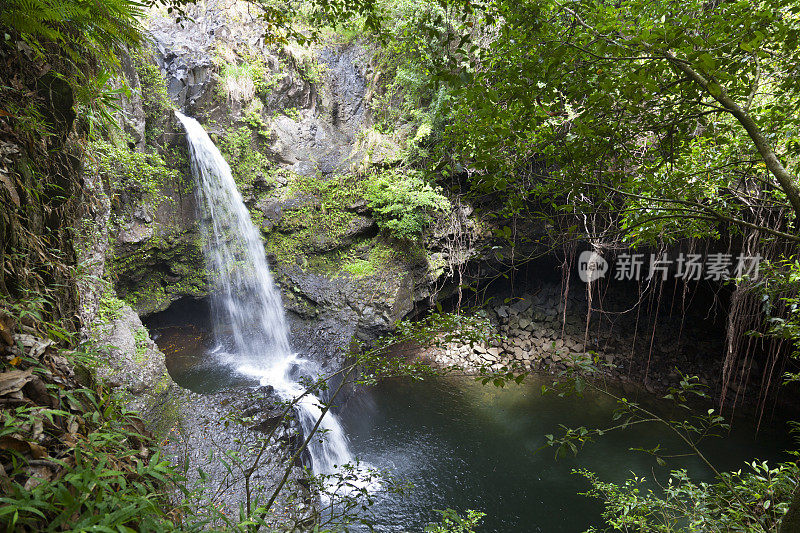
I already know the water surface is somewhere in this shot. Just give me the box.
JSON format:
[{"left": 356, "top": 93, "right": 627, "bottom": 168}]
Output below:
[{"left": 339, "top": 374, "right": 792, "bottom": 532}]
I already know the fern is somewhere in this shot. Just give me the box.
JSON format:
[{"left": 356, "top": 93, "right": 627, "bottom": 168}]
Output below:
[
  {"left": 1, "top": 0, "right": 146, "bottom": 138},
  {"left": 0, "top": 0, "right": 144, "bottom": 70}
]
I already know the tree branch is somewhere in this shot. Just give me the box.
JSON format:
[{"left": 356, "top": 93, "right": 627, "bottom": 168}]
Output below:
[{"left": 662, "top": 51, "right": 800, "bottom": 223}]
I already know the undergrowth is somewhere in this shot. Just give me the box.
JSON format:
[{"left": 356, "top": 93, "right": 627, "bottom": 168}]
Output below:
[{"left": 0, "top": 295, "right": 190, "bottom": 531}]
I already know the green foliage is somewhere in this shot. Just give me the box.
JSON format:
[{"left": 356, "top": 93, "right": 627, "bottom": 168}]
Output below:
[
  {"left": 759, "top": 258, "right": 800, "bottom": 339},
  {"left": 0, "top": 295, "right": 184, "bottom": 532},
  {"left": 342, "top": 258, "right": 376, "bottom": 277},
  {"left": 579, "top": 461, "right": 800, "bottom": 533},
  {"left": 133, "top": 48, "right": 174, "bottom": 145},
  {"left": 369, "top": 0, "right": 455, "bottom": 162},
  {"left": 754, "top": 258, "right": 800, "bottom": 378},
  {"left": 0, "top": 290, "right": 73, "bottom": 343},
  {"left": 98, "top": 285, "right": 126, "bottom": 324},
  {"left": 214, "top": 48, "right": 283, "bottom": 105},
  {"left": 280, "top": 106, "right": 302, "bottom": 121},
  {"left": 445, "top": 0, "right": 800, "bottom": 245},
  {"left": 90, "top": 139, "right": 180, "bottom": 204},
  {"left": 425, "top": 509, "right": 486, "bottom": 533},
  {"left": 134, "top": 325, "right": 149, "bottom": 357},
  {"left": 215, "top": 125, "right": 274, "bottom": 189},
  {"left": 73, "top": 69, "right": 130, "bottom": 140},
  {"left": 0, "top": 409, "right": 180, "bottom": 531},
  {"left": 364, "top": 169, "right": 450, "bottom": 239},
  {"left": 298, "top": 58, "right": 327, "bottom": 85},
  {"left": 1, "top": 0, "right": 145, "bottom": 140},
  {"left": 157, "top": 0, "right": 382, "bottom": 46},
  {"left": 0, "top": 0, "right": 144, "bottom": 67},
  {"left": 243, "top": 106, "right": 272, "bottom": 139}
]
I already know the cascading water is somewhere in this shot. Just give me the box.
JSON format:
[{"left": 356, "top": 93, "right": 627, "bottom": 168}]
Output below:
[{"left": 175, "top": 111, "right": 354, "bottom": 481}]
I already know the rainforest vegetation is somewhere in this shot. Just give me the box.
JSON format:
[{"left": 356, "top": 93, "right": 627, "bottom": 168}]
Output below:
[{"left": 1, "top": 0, "right": 800, "bottom": 531}]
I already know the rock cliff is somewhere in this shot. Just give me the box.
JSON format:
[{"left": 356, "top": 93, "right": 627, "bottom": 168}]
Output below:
[{"left": 106, "top": 2, "right": 487, "bottom": 364}]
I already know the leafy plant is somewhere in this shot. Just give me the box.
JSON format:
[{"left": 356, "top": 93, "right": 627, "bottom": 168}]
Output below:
[
  {"left": 0, "top": 0, "right": 144, "bottom": 67},
  {"left": 364, "top": 169, "right": 450, "bottom": 239},
  {"left": 73, "top": 69, "right": 130, "bottom": 139},
  {"left": 90, "top": 139, "right": 180, "bottom": 203},
  {"left": 0, "top": 294, "right": 187, "bottom": 531},
  {"left": 425, "top": 508, "right": 486, "bottom": 533},
  {"left": 215, "top": 125, "right": 274, "bottom": 188},
  {"left": 579, "top": 461, "right": 800, "bottom": 533}
]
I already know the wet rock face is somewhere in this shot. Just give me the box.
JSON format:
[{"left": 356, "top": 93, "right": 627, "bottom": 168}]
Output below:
[
  {"left": 253, "top": 42, "right": 379, "bottom": 176},
  {"left": 146, "top": 7, "right": 221, "bottom": 116},
  {"left": 116, "top": 52, "right": 148, "bottom": 151},
  {"left": 111, "top": 184, "right": 208, "bottom": 316},
  {"left": 162, "top": 386, "right": 314, "bottom": 525},
  {"left": 318, "top": 46, "right": 368, "bottom": 140},
  {"left": 91, "top": 305, "right": 182, "bottom": 437},
  {"left": 109, "top": 3, "right": 477, "bottom": 362},
  {"left": 162, "top": 55, "right": 216, "bottom": 115}
]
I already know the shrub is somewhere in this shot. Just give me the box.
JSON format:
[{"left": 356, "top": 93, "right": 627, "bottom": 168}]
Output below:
[
  {"left": 0, "top": 294, "right": 184, "bottom": 531},
  {"left": 89, "top": 139, "right": 180, "bottom": 202},
  {"left": 364, "top": 170, "right": 450, "bottom": 240},
  {"left": 425, "top": 509, "right": 486, "bottom": 533}
]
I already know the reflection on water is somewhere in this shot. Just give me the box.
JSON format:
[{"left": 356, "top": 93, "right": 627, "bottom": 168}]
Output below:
[
  {"left": 156, "top": 325, "right": 259, "bottom": 393},
  {"left": 340, "top": 374, "right": 793, "bottom": 533}
]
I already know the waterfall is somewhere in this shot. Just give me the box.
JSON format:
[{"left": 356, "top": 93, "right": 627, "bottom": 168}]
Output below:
[{"left": 175, "top": 111, "right": 354, "bottom": 482}]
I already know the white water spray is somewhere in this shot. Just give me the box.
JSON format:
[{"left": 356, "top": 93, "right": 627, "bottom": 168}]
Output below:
[{"left": 176, "top": 111, "right": 354, "bottom": 481}]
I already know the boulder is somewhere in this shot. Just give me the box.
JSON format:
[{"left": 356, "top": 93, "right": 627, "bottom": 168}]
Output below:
[{"left": 510, "top": 297, "right": 531, "bottom": 314}]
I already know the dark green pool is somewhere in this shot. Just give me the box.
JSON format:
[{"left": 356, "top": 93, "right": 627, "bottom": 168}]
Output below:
[
  {"left": 339, "top": 374, "right": 793, "bottom": 532},
  {"left": 150, "top": 315, "right": 794, "bottom": 532}
]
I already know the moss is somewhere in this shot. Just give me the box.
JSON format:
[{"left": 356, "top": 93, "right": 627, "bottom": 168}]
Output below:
[
  {"left": 260, "top": 173, "right": 367, "bottom": 269},
  {"left": 215, "top": 125, "right": 275, "bottom": 190},
  {"left": 112, "top": 230, "right": 208, "bottom": 315},
  {"left": 342, "top": 259, "right": 375, "bottom": 277},
  {"left": 120, "top": 278, "right": 170, "bottom": 315},
  {"left": 132, "top": 48, "right": 174, "bottom": 146},
  {"left": 256, "top": 171, "right": 423, "bottom": 280},
  {"left": 142, "top": 373, "right": 184, "bottom": 442},
  {"left": 90, "top": 139, "right": 181, "bottom": 208},
  {"left": 285, "top": 42, "right": 327, "bottom": 84},
  {"left": 98, "top": 284, "right": 126, "bottom": 324},
  {"left": 367, "top": 240, "right": 398, "bottom": 270},
  {"left": 426, "top": 251, "right": 448, "bottom": 279},
  {"left": 134, "top": 326, "right": 149, "bottom": 362}
]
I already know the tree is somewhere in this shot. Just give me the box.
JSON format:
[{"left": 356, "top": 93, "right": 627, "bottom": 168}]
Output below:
[
  {"left": 445, "top": 0, "right": 800, "bottom": 246},
  {"left": 439, "top": 1, "right": 800, "bottom": 528}
]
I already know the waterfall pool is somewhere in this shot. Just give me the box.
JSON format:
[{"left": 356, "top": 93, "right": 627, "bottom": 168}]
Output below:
[
  {"left": 151, "top": 320, "right": 794, "bottom": 532},
  {"left": 337, "top": 373, "right": 793, "bottom": 532}
]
